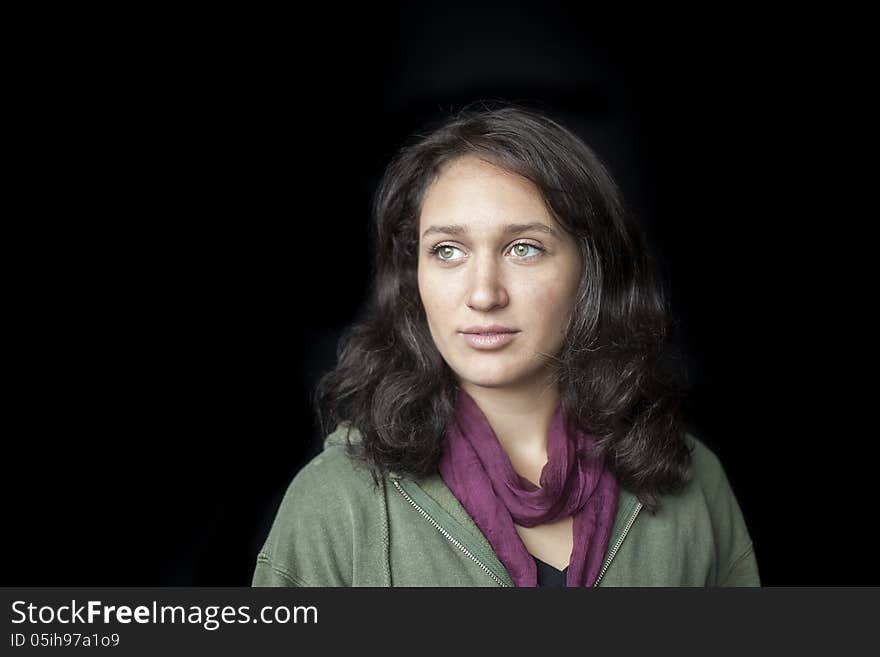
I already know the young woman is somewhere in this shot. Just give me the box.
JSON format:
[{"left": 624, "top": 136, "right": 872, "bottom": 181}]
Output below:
[{"left": 253, "top": 103, "right": 760, "bottom": 587}]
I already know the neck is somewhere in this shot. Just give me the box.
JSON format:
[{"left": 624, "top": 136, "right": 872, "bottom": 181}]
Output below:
[{"left": 459, "top": 377, "right": 561, "bottom": 461}]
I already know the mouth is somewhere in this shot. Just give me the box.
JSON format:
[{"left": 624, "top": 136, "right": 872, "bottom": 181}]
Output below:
[
  {"left": 459, "top": 325, "right": 519, "bottom": 335},
  {"left": 459, "top": 330, "right": 520, "bottom": 350},
  {"left": 464, "top": 331, "right": 516, "bottom": 335}
]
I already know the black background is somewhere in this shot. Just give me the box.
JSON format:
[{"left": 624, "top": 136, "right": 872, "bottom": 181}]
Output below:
[{"left": 5, "top": 5, "right": 872, "bottom": 585}]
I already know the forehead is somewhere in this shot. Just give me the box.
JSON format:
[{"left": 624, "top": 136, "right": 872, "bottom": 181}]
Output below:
[{"left": 419, "top": 155, "right": 551, "bottom": 230}]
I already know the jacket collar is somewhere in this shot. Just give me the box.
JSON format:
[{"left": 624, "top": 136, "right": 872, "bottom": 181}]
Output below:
[
  {"left": 324, "top": 423, "right": 640, "bottom": 584},
  {"left": 401, "top": 471, "right": 640, "bottom": 585}
]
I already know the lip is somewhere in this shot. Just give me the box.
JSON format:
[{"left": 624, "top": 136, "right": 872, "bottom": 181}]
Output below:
[
  {"left": 459, "top": 327, "right": 520, "bottom": 350},
  {"left": 460, "top": 325, "right": 518, "bottom": 334}
]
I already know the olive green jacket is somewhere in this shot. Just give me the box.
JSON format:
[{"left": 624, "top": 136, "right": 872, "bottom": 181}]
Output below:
[{"left": 253, "top": 424, "right": 760, "bottom": 587}]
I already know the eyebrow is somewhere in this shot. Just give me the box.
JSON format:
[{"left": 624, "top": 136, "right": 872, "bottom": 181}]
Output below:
[{"left": 421, "top": 222, "right": 557, "bottom": 240}]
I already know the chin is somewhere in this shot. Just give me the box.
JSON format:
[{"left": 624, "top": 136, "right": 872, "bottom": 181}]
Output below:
[
  {"left": 455, "top": 367, "right": 521, "bottom": 389},
  {"left": 465, "top": 378, "right": 511, "bottom": 389}
]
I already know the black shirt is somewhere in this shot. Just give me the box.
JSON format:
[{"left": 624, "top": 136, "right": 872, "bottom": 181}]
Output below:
[{"left": 534, "top": 555, "right": 568, "bottom": 588}]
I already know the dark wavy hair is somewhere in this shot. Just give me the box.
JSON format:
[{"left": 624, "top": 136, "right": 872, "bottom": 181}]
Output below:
[{"left": 314, "top": 101, "right": 692, "bottom": 514}]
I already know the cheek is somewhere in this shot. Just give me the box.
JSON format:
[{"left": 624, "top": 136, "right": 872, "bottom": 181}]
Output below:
[
  {"left": 418, "top": 275, "right": 451, "bottom": 333},
  {"left": 417, "top": 268, "right": 431, "bottom": 309},
  {"left": 419, "top": 272, "right": 449, "bottom": 311},
  {"left": 524, "top": 276, "right": 578, "bottom": 335},
  {"left": 417, "top": 279, "right": 432, "bottom": 315}
]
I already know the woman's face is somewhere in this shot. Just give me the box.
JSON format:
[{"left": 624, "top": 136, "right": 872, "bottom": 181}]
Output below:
[{"left": 417, "top": 155, "right": 582, "bottom": 391}]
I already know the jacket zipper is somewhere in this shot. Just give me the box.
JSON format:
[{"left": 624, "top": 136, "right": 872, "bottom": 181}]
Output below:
[
  {"left": 593, "top": 501, "right": 643, "bottom": 586},
  {"left": 391, "top": 479, "right": 511, "bottom": 587},
  {"left": 393, "top": 478, "right": 644, "bottom": 587}
]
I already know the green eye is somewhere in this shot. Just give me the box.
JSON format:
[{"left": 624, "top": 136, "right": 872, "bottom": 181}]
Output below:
[
  {"left": 511, "top": 243, "right": 541, "bottom": 257},
  {"left": 432, "top": 244, "right": 464, "bottom": 261}
]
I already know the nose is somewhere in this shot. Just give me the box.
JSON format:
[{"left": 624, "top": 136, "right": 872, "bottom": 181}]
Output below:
[{"left": 466, "top": 255, "right": 509, "bottom": 312}]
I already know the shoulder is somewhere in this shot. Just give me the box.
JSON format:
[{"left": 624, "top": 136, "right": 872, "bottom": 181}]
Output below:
[
  {"left": 654, "top": 431, "right": 745, "bottom": 520},
  {"left": 682, "top": 432, "right": 735, "bottom": 502},
  {"left": 272, "top": 424, "right": 379, "bottom": 527},
  {"left": 657, "top": 432, "right": 759, "bottom": 584},
  {"left": 635, "top": 431, "right": 754, "bottom": 553},
  {"left": 254, "top": 424, "right": 384, "bottom": 586}
]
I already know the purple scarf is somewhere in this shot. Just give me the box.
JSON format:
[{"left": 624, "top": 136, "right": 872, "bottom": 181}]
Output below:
[{"left": 438, "top": 387, "right": 620, "bottom": 587}]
